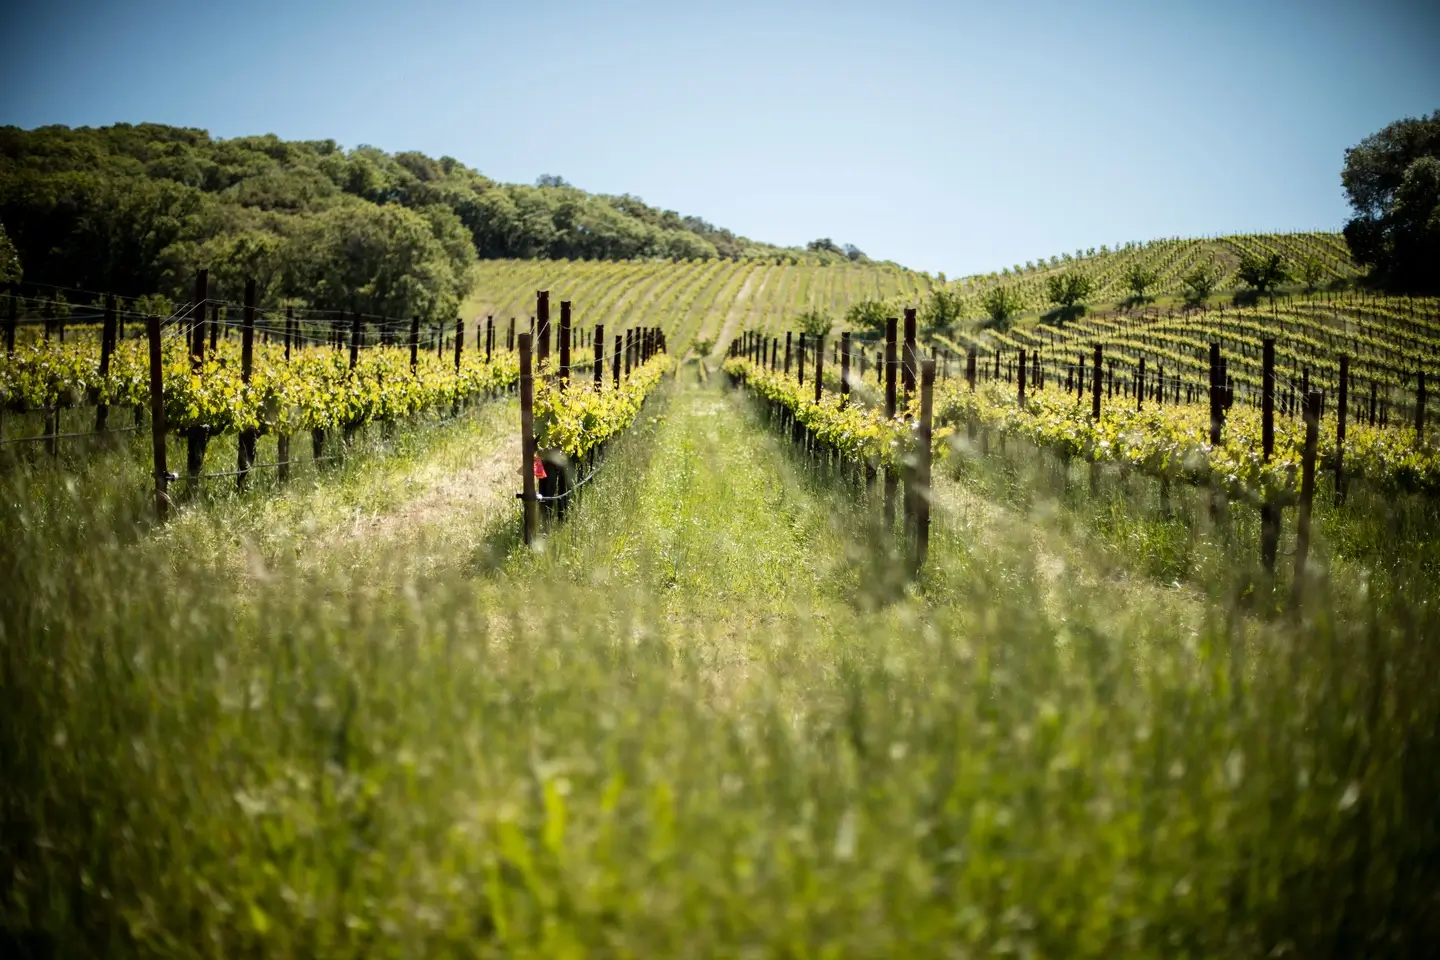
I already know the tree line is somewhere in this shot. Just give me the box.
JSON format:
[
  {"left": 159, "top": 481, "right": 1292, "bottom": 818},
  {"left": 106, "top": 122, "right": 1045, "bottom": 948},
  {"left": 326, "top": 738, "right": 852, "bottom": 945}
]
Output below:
[{"left": 0, "top": 123, "right": 857, "bottom": 321}]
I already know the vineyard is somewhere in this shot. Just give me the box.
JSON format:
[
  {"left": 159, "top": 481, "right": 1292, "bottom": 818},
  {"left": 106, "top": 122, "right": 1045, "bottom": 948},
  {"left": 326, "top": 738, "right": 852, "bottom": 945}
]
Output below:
[
  {"left": 933, "top": 231, "right": 1360, "bottom": 319},
  {"left": 463, "top": 230, "right": 1357, "bottom": 356},
  {"left": 4, "top": 238, "right": 1440, "bottom": 956},
  {"left": 468, "top": 255, "right": 943, "bottom": 353}
]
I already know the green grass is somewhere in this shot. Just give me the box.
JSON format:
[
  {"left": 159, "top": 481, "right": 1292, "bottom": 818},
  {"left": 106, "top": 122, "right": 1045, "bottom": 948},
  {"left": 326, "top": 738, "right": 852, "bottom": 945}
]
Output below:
[{"left": 3, "top": 368, "right": 1439, "bottom": 956}]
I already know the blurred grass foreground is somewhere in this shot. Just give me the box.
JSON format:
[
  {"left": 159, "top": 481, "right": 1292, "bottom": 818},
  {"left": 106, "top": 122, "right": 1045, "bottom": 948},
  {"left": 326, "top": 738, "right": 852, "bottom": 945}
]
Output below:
[{"left": 2, "top": 371, "right": 1439, "bottom": 958}]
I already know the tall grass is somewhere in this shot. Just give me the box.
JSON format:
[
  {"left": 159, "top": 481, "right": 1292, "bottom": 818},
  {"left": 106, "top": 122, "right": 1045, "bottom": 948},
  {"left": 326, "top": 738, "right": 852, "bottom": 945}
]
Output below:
[{"left": 2, "top": 373, "right": 1438, "bottom": 956}]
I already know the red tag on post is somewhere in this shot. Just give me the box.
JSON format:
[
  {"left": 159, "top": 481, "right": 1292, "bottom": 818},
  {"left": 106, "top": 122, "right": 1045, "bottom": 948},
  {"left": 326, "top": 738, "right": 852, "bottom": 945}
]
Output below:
[{"left": 533, "top": 455, "right": 547, "bottom": 479}]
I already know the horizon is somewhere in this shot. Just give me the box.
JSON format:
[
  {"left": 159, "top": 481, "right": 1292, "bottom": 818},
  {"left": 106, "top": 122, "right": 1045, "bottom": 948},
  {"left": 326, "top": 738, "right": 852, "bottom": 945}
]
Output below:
[{"left": 2, "top": 0, "right": 1437, "bottom": 277}]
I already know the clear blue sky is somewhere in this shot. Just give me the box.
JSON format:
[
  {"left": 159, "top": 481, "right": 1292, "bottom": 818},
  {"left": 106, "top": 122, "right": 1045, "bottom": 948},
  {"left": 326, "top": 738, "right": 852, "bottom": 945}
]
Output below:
[{"left": 2, "top": 0, "right": 1436, "bottom": 276}]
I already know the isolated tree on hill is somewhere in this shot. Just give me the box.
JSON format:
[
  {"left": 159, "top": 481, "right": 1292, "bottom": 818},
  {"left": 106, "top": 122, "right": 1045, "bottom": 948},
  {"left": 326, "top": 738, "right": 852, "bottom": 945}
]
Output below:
[
  {"left": 1300, "top": 258, "right": 1326, "bottom": 291},
  {"left": 1342, "top": 110, "right": 1440, "bottom": 291},
  {"left": 920, "top": 287, "right": 965, "bottom": 335},
  {"left": 1124, "top": 263, "right": 1159, "bottom": 302},
  {"left": 980, "top": 286, "right": 1024, "bottom": 329},
  {"left": 842, "top": 243, "right": 866, "bottom": 262},
  {"left": 1181, "top": 262, "right": 1220, "bottom": 305},
  {"left": 692, "top": 337, "right": 715, "bottom": 357},
  {"left": 1236, "top": 251, "right": 1288, "bottom": 294},
  {"left": 1045, "top": 271, "right": 1094, "bottom": 317},
  {"left": 844, "top": 298, "right": 888, "bottom": 334},
  {"left": 796, "top": 307, "right": 833, "bottom": 338},
  {"left": 806, "top": 238, "right": 842, "bottom": 255}
]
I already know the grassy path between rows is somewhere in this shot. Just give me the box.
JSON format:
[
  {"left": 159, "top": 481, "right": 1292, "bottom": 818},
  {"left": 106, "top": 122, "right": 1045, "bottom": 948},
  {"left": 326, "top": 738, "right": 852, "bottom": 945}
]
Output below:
[
  {"left": 515, "top": 366, "right": 885, "bottom": 695},
  {"left": 150, "top": 399, "right": 521, "bottom": 585}
]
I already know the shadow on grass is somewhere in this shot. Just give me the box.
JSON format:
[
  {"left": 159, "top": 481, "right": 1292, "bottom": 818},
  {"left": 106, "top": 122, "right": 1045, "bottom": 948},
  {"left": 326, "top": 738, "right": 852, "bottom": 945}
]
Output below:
[{"left": 1040, "top": 304, "right": 1087, "bottom": 326}]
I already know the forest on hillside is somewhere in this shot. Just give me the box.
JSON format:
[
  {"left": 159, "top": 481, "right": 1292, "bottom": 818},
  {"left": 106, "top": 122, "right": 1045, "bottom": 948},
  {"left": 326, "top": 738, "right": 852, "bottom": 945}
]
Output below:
[{"left": 0, "top": 123, "right": 863, "bottom": 320}]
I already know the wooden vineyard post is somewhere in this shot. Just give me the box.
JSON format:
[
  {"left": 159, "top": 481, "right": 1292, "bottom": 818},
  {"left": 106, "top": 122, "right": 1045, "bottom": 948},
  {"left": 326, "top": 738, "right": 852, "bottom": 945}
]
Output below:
[
  {"left": 593, "top": 324, "right": 604, "bottom": 388},
  {"left": 911, "top": 358, "right": 936, "bottom": 573},
  {"left": 1208, "top": 342, "right": 1222, "bottom": 446},
  {"left": 350, "top": 310, "right": 361, "bottom": 370},
  {"left": 797, "top": 332, "right": 807, "bottom": 386},
  {"left": 536, "top": 291, "right": 550, "bottom": 369},
  {"left": 186, "top": 274, "right": 211, "bottom": 485},
  {"left": 487, "top": 316, "right": 494, "bottom": 363},
  {"left": 507, "top": 317, "right": 515, "bottom": 352},
  {"left": 237, "top": 279, "right": 257, "bottom": 491},
  {"left": 519, "top": 333, "right": 538, "bottom": 546},
  {"left": 277, "top": 428, "right": 291, "bottom": 485},
  {"left": 410, "top": 315, "right": 420, "bottom": 370},
  {"left": 965, "top": 347, "right": 978, "bottom": 443},
  {"left": 209, "top": 303, "right": 218, "bottom": 352},
  {"left": 1018, "top": 348, "right": 1027, "bottom": 407},
  {"left": 95, "top": 294, "right": 116, "bottom": 432},
  {"left": 1260, "top": 338, "right": 1279, "bottom": 573},
  {"left": 1292, "top": 390, "right": 1322, "bottom": 608},
  {"left": 1091, "top": 344, "right": 1102, "bottom": 420},
  {"left": 840, "top": 332, "right": 851, "bottom": 408},
  {"left": 902, "top": 308, "right": 917, "bottom": 399},
  {"left": 884, "top": 317, "right": 898, "bottom": 529},
  {"left": 453, "top": 315, "right": 465, "bottom": 416},
  {"left": 145, "top": 314, "right": 170, "bottom": 521},
  {"left": 1136, "top": 357, "right": 1144, "bottom": 412},
  {"left": 558, "top": 301, "right": 571, "bottom": 385},
  {"left": 613, "top": 334, "right": 622, "bottom": 387},
  {"left": 624, "top": 329, "right": 633, "bottom": 378},
  {"left": 1336, "top": 355, "right": 1349, "bottom": 501},
  {"left": 813, "top": 335, "right": 824, "bottom": 405},
  {"left": 784, "top": 331, "right": 792, "bottom": 375},
  {"left": 284, "top": 306, "right": 294, "bottom": 361}
]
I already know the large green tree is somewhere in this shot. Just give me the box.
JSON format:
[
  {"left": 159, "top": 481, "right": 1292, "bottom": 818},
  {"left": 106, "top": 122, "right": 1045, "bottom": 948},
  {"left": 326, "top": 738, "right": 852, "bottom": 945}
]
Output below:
[
  {"left": 1045, "top": 271, "right": 1094, "bottom": 309},
  {"left": 1342, "top": 110, "right": 1440, "bottom": 291},
  {"left": 844, "top": 298, "right": 889, "bottom": 334},
  {"left": 980, "top": 286, "right": 1024, "bottom": 329},
  {"left": 919, "top": 287, "right": 964, "bottom": 335},
  {"left": 1236, "top": 251, "right": 1288, "bottom": 294}
]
